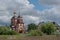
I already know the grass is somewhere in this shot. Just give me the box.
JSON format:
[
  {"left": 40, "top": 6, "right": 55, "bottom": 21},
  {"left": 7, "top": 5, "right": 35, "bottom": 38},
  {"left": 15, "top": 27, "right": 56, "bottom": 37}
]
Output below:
[{"left": 0, "top": 35, "right": 58, "bottom": 40}]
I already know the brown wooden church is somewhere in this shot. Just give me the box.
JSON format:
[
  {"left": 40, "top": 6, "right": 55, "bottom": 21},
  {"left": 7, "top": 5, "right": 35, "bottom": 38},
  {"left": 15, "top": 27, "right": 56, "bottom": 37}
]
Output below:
[{"left": 10, "top": 11, "right": 25, "bottom": 34}]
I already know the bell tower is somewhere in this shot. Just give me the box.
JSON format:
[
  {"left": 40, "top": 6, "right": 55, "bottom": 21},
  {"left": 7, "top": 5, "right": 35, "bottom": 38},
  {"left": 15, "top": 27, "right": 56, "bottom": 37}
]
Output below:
[{"left": 17, "top": 10, "right": 25, "bottom": 33}]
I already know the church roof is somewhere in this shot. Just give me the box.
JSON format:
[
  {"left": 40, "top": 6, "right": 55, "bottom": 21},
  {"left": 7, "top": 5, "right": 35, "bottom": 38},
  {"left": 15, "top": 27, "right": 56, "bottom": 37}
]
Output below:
[{"left": 18, "top": 16, "right": 22, "bottom": 18}]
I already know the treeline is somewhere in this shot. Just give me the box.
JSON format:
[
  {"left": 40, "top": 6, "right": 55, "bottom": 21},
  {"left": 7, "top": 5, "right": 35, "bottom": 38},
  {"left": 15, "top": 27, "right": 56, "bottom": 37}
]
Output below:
[
  {"left": 0, "top": 21, "right": 59, "bottom": 36},
  {"left": 27, "top": 22, "right": 59, "bottom": 36}
]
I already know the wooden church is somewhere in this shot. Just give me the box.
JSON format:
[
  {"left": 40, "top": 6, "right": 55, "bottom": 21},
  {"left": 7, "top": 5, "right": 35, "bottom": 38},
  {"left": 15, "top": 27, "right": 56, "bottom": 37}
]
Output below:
[{"left": 10, "top": 11, "right": 25, "bottom": 34}]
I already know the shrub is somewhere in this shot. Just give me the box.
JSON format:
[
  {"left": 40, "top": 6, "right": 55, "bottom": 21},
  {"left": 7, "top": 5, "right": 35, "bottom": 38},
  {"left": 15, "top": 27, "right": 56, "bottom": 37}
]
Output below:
[
  {"left": 28, "top": 30, "right": 43, "bottom": 36},
  {"left": 41, "top": 22, "right": 57, "bottom": 35},
  {"left": 8, "top": 31, "right": 19, "bottom": 35},
  {"left": 0, "top": 27, "right": 19, "bottom": 35}
]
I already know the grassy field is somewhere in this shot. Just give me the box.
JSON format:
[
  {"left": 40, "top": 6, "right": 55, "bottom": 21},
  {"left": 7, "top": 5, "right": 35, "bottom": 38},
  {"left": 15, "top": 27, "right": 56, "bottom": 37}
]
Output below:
[{"left": 0, "top": 35, "right": 59, "bottom": 40}]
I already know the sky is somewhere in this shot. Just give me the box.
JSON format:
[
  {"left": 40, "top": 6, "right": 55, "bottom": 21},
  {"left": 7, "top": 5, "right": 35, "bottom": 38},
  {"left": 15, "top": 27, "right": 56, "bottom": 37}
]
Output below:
[{"left": 0, "top": 0, "right": 60, "bottom": 26}]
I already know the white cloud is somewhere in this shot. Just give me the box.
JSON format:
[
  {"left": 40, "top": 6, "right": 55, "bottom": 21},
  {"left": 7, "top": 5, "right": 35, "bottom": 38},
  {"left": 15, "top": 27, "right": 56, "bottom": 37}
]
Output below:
[
  {"left": 23, "top": 15, "right": 40, "bottom": 25},
  {"left": 38, "top": 0, "right": 60, "bottom": 25},
  {"left": 0, "top": 0, "right": 60, "bottom": 26},
  {"left": 39, "top": 0, "right": 60, "bottom": 6},
  {"left": 25, "top": 15, "right": 39, "bottom": 21},
  {"left": 0, "top": 0, "right": 35, "bottom": 25}
]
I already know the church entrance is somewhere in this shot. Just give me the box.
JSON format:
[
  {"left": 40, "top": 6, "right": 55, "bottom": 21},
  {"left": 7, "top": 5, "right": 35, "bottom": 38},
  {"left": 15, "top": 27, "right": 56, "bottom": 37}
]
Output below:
[{"left": 19, "top": 30, "right": 23, "bottom": 33}]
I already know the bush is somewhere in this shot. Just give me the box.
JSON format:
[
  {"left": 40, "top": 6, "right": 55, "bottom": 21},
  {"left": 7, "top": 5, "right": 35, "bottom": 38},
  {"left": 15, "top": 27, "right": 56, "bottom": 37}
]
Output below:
[
  {"left": 8, "top": 31, "right": 19, "bottom": 35},
  {"left": 28, "top": 30, "right": 43, "bottom": 36},
  {"left": 41, "top": 22, "right": 57, "bottom": 35},
  {"left": 0, "top": 27, "right": 19, "bottom": 35}
]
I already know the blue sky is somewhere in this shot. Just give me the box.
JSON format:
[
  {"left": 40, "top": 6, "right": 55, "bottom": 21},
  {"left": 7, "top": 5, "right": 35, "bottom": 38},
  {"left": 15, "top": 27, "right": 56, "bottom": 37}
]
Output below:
[
  {"left": 28, "top": 0, "right": 52, "bottom": 11},
  {"left": 29, "top": 0, "right": 47, "bottom": 11}
]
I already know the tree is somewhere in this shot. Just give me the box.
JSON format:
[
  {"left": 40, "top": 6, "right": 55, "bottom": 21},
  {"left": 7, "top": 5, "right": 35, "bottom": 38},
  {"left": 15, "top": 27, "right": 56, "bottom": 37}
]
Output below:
[
  {"left": 27, "top": 23, "right": 37, "bottom": 31},
  {"left": 40, "top": 22, "right": 57, "bottom": 35}
]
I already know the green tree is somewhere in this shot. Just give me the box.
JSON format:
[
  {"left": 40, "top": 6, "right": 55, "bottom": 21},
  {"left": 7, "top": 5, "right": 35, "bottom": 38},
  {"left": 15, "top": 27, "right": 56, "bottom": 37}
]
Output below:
[
  {"left": 40, "top": 22, "right": 57, "bottom": 35},
  {"left": 27, "top": 23, "right": 37, "bottom": 31}
]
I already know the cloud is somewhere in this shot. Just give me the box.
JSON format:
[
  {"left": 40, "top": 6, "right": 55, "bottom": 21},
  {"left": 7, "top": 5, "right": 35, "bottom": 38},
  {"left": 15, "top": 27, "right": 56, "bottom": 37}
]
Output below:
[
  {"left": 38, "top": 0, "right": 60, "bottom": 25},
  {"left": 0, "top": 0, "right": 35, "bottom": 25},
  {"left": 23, "top": 15, "right": 40, "bottom": 24},
  {"left": 0, "top": 0, "right": 60, "bottom": 26},
  {"left": 39, "top": 0, "right": 60, "bottom": 6}
]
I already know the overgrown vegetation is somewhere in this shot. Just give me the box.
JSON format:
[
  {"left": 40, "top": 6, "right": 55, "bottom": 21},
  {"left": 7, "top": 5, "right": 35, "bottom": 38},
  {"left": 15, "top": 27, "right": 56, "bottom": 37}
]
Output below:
[
  {"left": 0, "top": 22, "right": 59, "bottom": 36},
  {"left": 40, "top": 22, "right": 57, "bottom": 35},
  {"left": 0, "top": 26, "right": 19, "bottom": 35},
  {"left": 27, "top": 22, "right": 58, "bottom": 36},
  {"left": 27, "top": 23, "right": 37, "bottom": 31},
  {"left": 28, "top": 30, "right": 43, "bottom": 36}
]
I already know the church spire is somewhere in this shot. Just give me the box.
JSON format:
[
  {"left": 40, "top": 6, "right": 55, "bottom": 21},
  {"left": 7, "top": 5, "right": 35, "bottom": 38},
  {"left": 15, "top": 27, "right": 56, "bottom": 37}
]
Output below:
[
  {"left": 18, "top": 8, "right": 22, "bottom": 18},
  {"left": 19, "top": 8, "right": 20, "bottom": 16},
  {"left": 19, "top": 10, "right": 20, "bottom": 16},
  {"left": 14, "top": 10, "right": 16, "bottom": 17}
]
